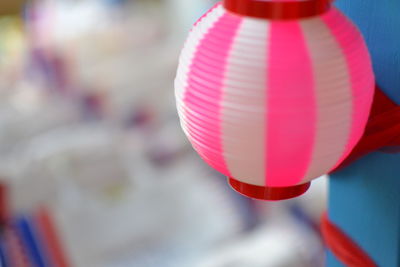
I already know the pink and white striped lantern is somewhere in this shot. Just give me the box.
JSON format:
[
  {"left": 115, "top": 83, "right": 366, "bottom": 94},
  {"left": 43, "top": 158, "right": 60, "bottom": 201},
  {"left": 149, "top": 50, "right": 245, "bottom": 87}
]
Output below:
[{"left": 175, "top": 0, "right": 375, "bottom": 200}]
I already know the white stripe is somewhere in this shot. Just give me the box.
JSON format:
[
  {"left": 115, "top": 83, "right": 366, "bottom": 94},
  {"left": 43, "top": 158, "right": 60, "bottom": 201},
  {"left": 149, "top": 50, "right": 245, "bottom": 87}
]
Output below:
[
  {"left": 221, "top": 18, "right": 270, "bottom": 186},
  {"left": 300, "top": 17, "right": 353, "bottom": 181}
]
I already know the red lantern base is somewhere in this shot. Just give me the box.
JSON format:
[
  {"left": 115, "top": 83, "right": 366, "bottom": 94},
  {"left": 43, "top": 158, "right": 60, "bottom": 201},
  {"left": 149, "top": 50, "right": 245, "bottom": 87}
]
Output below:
[
  {"left": 228, "top": 178, "right": 311, "bottom": 201},
  {"left": 223, "top": 0, "right": 333, "bottom": 20}
]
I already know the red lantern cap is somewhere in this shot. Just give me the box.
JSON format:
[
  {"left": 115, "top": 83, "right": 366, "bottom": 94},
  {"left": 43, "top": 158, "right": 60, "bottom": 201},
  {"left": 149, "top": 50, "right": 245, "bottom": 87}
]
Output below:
[
  {"left": 228, "top": 177, "right": 311, "bottom": 201},
  {"left": 223, "top": 0, "right": 333, "bottom": 20}
]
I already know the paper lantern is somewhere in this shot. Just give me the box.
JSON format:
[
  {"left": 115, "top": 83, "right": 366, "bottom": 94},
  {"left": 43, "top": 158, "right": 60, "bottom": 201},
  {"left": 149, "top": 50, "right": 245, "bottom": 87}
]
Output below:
[{"left": 175, "top": 0, "right": 375, "bottom": 200}]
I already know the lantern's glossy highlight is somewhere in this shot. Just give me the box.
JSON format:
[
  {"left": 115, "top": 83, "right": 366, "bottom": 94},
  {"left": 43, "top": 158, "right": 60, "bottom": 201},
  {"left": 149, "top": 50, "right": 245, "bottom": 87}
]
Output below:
[{"left": 175, "top": 1, "right": 375, "bottom": 200}]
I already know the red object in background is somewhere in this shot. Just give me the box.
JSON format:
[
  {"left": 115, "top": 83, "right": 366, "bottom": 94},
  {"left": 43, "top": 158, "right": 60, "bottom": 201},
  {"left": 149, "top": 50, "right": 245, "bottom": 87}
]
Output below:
[
  {"left": 0, "top": 184, "right": 9, "bottom": 226},
  {"left": 223, "top": 0, "right": 333, "bottom": 19},
  {"left": 3, "top": 227, "right": 31, "bottom": 267},
  {"left": 228, "top": 178, "right": 311, "bottom": 201},
  {"left": 0, "top": 184, "right": 30, "bottom": 266},
  {"left": 321, "top": 213, "right": 377, "bottom": 267},
  {"left": 36, "top": 208, "right": 71, "bottom": 267},
  {"left": 333, "top": 86, "right": 400, "bottom": 171},
  {"left": 0, "top": 183, "right": 70, "bottom": 266}
]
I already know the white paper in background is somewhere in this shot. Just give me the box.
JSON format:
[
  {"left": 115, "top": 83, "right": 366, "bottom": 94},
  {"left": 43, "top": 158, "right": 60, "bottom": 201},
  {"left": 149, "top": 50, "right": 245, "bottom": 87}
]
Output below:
[
  {"left": 56, "top": 151, "right": 244, "bottom": 267},
  {"left": 194, "top": 205, "right": 324, "bottom": 267},
  {"left": 297, "top": 176, "right": 328, "bottom": 220},
  {"left": 8, "top": 120, "right": 243, "bottom": 267}
]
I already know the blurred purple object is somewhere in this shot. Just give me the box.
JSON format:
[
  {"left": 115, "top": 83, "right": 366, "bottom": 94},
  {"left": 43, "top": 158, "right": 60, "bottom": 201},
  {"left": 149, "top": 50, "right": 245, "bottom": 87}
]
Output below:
[
  {"left": 126, "top": 107, "right": 154, "bottom": 129},
  {"left": 146, "top": 145, "right": 187, "bottom": 168},
  {"left": 81, "top": 93, "right": 106, "bottom": 120}
]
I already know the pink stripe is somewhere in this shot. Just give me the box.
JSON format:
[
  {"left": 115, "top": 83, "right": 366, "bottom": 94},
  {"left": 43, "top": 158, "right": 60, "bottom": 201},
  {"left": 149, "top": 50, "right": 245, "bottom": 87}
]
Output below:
[
  {"left": 322, "top": 9, "right": 374, "bottom": 166},
  {"left": 183, "top": 13, "right": 242, "bottom": 175},
  {"left": 266, "top": 21, "right": 316, "bottom": 187}
]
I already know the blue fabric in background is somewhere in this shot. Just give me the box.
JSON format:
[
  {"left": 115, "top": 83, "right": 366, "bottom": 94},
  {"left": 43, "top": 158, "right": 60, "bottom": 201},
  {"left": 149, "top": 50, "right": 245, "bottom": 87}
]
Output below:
[
  {"left": 328, "top": 152, "right": 400, "bottom": 267},
  {"left": 14, "top": 216, "right": 47, "bottom": 267},
  {"left": 335, "top": 0, "right": 400, "bottom": 104},
  {"left": 328, "top": 1, "right": 400, "bottom": 266}
]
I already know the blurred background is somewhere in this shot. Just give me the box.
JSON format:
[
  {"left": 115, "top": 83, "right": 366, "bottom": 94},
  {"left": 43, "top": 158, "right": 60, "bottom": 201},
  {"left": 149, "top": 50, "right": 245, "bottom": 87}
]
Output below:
[{"left": 0, "top": 0, "right": 328, "bottom": 266}]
